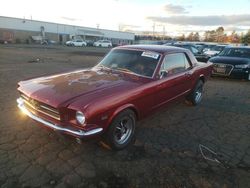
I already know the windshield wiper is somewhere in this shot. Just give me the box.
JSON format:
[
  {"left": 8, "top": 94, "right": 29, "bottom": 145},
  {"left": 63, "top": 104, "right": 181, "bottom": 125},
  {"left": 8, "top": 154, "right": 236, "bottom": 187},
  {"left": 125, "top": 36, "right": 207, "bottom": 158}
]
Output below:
[{"left": 114, "top": 67, "right": 134, "bottom": 73}]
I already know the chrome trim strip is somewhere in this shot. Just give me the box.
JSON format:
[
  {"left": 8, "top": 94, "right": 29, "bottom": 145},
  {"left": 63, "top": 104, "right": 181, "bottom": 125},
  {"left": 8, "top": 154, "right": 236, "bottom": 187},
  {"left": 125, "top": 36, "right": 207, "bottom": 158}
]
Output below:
[
  {"left": 17, "top": 98, "right": 103, "bottom": 137},
  {"left": 40, "top": 105, "right": 59, "bottom": 114},
  {"left": 152, "top": 89, "right": 191, "bottom": 110},
  {"left": 21, "top": 97, "right": 61, "bottom": 120},
  {"left": 20, "top": 94, "right": 29, "bottom": 101}
]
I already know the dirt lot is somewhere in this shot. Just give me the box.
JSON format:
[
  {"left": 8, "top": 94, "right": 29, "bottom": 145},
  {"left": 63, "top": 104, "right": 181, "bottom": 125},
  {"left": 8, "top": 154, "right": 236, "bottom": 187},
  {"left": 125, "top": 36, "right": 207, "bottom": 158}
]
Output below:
[{"left": 0, "top": 44, "right": 250, "bottom": 188}]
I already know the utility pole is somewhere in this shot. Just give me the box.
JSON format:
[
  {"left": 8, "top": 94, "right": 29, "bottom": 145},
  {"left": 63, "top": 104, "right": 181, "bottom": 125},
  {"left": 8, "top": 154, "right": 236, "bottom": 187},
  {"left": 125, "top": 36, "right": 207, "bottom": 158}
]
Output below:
[
  {"left": 163, "top": 25, "right": 165, "bottom": 40},
  {"left": 152, "top": 22, "right": 155, "bottom": 38}
]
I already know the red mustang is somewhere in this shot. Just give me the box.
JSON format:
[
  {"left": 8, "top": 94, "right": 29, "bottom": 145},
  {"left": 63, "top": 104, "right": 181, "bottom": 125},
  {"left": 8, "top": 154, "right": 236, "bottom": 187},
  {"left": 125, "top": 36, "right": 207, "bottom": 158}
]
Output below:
[{"left": 17, "top": 45, "right": 212, "bottom": 150}]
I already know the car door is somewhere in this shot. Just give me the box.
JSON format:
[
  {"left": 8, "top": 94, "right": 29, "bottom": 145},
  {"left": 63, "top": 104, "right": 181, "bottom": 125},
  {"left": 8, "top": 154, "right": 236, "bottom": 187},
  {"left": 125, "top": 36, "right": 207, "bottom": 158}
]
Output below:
[
  {"left": 154, "top": 52, "right": 193, "bottom": 108},
  {"left": 76, "top": 40, "right": 81, "bottom": 46},
  {"left": 103, "top": 41, "right": 108, "bottom": 47}
]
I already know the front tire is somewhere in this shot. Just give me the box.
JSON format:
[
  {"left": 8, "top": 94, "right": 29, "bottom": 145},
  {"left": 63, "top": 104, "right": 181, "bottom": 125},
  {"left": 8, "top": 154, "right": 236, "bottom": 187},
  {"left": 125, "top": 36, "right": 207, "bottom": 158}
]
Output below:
[
  {"left": 186, "top": 80, "right": 204, "bottom": 106},
  {"left": 104, "top": 109, "right": 136, "bottom": 150}
]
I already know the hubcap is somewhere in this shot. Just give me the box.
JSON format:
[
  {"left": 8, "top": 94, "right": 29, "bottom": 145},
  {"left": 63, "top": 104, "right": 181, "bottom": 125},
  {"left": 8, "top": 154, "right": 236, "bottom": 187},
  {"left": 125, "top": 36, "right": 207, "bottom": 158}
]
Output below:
[
  {"left": 114, "top": 116, "right": 133, "bottom": 145},
  {"left": 195, "top": 86, "right": 203, "bottom": 103}
]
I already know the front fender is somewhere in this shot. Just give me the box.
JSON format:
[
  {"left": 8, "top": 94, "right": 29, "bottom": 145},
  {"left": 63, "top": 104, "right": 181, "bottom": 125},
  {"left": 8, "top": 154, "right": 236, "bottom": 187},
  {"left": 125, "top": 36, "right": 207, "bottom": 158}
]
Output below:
[{"left": 107, "top": 103, "right": 139, "bottom": 126}]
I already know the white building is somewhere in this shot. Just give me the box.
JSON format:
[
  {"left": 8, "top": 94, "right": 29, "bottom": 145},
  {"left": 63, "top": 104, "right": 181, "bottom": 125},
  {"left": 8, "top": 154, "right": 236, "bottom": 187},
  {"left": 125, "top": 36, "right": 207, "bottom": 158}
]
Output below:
[{"left": 0, "top": 16, "right": 135, "bottom": 45}]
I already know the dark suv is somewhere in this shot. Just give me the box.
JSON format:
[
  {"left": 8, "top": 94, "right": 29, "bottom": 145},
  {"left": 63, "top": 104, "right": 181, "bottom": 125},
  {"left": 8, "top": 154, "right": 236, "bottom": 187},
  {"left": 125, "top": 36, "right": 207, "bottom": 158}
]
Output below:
[{"left": 165, "top": 43, "right": 210, "bottom": 62}]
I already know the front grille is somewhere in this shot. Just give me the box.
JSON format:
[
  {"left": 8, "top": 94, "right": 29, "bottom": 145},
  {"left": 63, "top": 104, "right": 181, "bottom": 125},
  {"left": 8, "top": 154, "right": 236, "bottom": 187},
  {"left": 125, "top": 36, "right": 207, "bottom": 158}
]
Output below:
[
  {"left": 212, "top": 63, "right": 234, "bottom": 76},
  {"left": 20, "top": 93, "right": 60, "bottom": 120}
]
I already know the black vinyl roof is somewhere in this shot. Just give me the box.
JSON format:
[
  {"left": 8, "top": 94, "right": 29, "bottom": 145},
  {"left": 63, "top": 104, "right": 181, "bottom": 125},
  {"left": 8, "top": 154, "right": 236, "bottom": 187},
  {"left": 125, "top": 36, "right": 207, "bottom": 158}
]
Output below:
[{"left": 117, "top": 45, "right": 189, "bottom": 54}]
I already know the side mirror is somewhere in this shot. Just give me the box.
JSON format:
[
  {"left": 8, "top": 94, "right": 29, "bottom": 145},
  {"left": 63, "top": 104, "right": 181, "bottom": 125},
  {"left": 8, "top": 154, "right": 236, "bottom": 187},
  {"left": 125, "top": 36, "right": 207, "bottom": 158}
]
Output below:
[{"left": 160, "top": 70, "right": 168, "bottom": 79}]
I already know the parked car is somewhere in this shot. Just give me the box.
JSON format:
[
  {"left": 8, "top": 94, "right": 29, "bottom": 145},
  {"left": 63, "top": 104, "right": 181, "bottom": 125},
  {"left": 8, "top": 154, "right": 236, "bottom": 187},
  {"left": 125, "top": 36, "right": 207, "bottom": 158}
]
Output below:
[
  {"left": 66, "top": 39, "right": 87, "bottom": 47},
  {"left": 93, "top": 40, "right": 112, "bottom": 47},
  {"left": 17, "top": 45, "right": 212, "bottom": 150},
  {"left": 209, "top": 46, "right": 250, "bottom": 80},
  {"left": 166, "top": 43, "right": 211, "bottom": 62},
  {"left": 203, "top": 45, "right": 227, "bottom": 57},
  {"left": 202, "top": 44, "right": 217, "bottom": 53},
  {"left": 85, "top": 40, "right": 94, "bottom": 46},
  {"left": 41, "top": 39, "right": 57, "bottom": 45}
]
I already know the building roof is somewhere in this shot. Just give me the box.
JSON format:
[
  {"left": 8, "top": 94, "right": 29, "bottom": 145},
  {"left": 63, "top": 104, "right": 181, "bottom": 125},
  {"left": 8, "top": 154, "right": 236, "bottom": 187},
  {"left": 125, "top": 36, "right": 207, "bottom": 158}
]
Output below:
[
  {"left": 0, "top": 16, "right": 135, "bottom": 40},
  {"left": 77, "top": 29, "right": 104, "bottom": 37}
]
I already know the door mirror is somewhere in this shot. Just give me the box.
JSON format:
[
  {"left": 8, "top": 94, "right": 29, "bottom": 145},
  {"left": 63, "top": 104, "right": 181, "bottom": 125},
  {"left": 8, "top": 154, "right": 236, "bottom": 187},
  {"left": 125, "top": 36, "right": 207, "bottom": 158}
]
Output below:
[{"left": 160, "top": 70, "right": 168, "bottom": 79}]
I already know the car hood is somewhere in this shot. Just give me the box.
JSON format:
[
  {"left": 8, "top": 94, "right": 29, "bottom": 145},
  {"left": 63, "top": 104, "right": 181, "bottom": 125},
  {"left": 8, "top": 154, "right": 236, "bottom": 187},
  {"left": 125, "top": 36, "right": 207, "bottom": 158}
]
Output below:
[
  {"left": 204, "top": 50, "right": 220, "bottom": 55},
  {"left": 209, "top": 56, "right": 250, "bottom": 65},
  {"left": 18, "top": 68, "right": 145, "bottom": 108}
]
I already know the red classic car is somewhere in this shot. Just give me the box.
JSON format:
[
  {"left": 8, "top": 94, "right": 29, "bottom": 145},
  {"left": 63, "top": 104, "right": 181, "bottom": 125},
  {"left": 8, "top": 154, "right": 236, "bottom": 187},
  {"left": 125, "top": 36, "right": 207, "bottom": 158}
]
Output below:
[{"left": 17, "top": 45, "right": 212, "bottom": 150}]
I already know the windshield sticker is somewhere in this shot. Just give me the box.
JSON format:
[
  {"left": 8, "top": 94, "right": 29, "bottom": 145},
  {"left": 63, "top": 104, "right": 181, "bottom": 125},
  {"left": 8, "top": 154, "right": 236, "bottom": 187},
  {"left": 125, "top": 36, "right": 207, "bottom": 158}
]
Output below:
[{"left": 141, "top": 51, "right": 159, "bottom": 59}]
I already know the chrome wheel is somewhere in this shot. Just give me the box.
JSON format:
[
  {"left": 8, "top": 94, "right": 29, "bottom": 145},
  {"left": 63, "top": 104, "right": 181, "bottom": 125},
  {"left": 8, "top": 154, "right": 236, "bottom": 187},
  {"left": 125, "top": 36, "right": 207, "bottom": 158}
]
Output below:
[
  {"left": 195, "top": 85, "right": 203, "bottom": 103},
  {"left": 104, "top": 109, "right": 136, "bottom": 150},
  {"left": 114, "top": 116, "right": 133, "bottom": 145},
  {"left": 186, "top": 80, "right": 204, "bottom": 106}
]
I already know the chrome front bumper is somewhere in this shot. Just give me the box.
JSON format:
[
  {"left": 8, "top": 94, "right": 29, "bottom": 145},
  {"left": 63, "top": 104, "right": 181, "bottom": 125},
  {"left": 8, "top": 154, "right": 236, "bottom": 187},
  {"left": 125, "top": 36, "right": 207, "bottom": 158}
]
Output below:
[{"left": 17, "top": 98, "right": 103, "bottom": 137}]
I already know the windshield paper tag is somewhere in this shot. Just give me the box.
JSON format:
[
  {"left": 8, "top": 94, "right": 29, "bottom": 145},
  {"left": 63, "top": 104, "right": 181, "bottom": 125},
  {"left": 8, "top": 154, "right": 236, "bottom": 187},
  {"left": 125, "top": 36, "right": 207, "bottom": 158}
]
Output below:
[{"left": 141, "top": 51, "right": 159, "bottom": 59}]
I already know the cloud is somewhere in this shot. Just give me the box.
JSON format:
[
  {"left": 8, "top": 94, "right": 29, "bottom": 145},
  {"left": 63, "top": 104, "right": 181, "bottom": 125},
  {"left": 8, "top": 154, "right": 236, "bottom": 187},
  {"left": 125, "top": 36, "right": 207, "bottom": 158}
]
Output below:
[
  {"left": 119, "top": 24, "right": 140, "bottom": 28},
  {"left": 224, "top": 26, "right": 248, "bottom": 32},
  {"left": 147, "top": 14, "right": 250, "bottom": 26},
  {"left": 118, "top": 24, "right": 141, "bottom": 31},
  {"left": 61, "top": 16, "right": 83, "bottom": 22},
  {"left": 163, "top": 4, "right": 188, "bottom": 14}
]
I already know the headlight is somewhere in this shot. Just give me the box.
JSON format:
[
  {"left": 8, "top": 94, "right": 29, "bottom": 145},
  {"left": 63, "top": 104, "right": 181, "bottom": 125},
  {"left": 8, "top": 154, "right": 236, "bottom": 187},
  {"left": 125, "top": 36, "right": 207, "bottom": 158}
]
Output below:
[
  {"left": 235, "top": 64, "right": 250, "bottom": 68},
  {"left": 76, "top": 111, "right": 85, "bottom": 125}
]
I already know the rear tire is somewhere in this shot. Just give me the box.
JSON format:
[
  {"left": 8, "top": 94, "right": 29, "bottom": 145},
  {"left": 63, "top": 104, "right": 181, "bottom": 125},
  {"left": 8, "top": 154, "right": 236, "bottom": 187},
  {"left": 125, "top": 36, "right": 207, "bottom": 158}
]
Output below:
[
  {"left": 186, "top": 80, "right": 204, "bottom": 106},
  {"left": 103, "top": 109, "right": 136, "bottom": 150}
]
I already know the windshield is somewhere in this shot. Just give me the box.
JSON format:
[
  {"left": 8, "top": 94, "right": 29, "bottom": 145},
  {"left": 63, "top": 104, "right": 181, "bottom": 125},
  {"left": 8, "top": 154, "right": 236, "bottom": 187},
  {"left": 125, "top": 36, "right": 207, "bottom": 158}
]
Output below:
[
  {"left": 219, "top": 48, "right": 250, "bottom": 58},
  {"left": 211, "top": 46, "right": 225, "bottom": 51},
  {"left": 97, "top": 49, "right": 161, "bottom": 77},
  {"left": 177, "top": 45, "right": 199, "bottom": 54}
]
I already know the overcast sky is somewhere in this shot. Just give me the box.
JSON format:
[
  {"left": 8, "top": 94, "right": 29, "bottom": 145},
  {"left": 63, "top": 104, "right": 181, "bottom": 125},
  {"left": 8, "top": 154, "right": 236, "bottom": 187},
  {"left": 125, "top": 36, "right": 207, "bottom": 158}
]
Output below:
[{"left": 1, "top": 0, "right": 250, "bottom": 36}]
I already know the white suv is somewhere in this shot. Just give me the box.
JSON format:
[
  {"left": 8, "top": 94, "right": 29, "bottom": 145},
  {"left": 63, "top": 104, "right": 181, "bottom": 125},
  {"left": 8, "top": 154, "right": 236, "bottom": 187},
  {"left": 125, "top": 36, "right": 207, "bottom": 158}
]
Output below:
[
  {"left": 93, "top": 40, "right": 112, "bottom": 47},
  {"left": 66, "top": 39, "right": 87, "bottom": 47}
]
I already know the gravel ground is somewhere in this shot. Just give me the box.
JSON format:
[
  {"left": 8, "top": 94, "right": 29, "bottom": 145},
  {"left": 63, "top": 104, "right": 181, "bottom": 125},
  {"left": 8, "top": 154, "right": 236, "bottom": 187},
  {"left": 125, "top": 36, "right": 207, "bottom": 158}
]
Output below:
[{"left": 0, "top": 44, "right": 250, "bottom": 188}]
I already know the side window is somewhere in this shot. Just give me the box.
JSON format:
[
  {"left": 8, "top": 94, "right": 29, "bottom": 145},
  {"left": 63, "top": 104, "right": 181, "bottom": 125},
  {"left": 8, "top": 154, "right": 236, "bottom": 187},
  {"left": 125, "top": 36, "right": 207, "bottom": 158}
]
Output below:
[
  {"left": 160, "top": 53, "right": 190, "bottom": 77},
  {"left": 184, "top": 54, "right": 191, "bottom": 69}
]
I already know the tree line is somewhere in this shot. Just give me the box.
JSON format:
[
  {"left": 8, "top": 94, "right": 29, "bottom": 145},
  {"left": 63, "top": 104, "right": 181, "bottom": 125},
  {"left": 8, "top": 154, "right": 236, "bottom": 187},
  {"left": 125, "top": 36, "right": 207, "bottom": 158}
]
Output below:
[
  {"left": 135, "top": 27, "right": 250, "bottom": 44},
  {"left": 176, "top": 27, "right": 250, "bottom": 44}
]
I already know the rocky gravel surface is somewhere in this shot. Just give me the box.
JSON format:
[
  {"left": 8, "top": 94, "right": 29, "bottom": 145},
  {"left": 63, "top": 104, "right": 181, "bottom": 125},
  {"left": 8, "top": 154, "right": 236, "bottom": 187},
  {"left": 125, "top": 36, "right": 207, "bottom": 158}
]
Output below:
[{"left": 0, "top": 45, "right": 250, "bottom": 187}]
